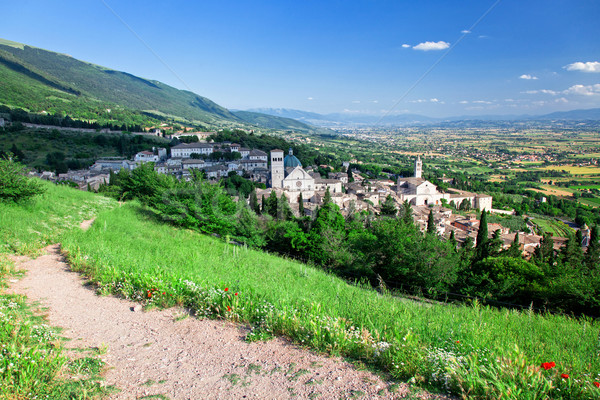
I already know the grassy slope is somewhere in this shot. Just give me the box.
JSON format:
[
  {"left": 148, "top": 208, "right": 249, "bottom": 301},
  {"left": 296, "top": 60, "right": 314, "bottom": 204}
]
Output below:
[
  {"left": 3, "top": 183, "right": 600, "bottom": 397},
  {"left": 0, "top": 181, "right": 116, "bottom": 398},
  {"left": 0, "top": 39, "right": 239, "bottom": 125},
  {"left": 61, "top": 202, "right": 600, "bottom": 397}
]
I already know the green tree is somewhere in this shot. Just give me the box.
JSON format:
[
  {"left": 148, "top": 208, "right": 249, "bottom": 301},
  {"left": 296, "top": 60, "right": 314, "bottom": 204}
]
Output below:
[
  {"left": 249, "top": 190, "right": 260, "bottom": 214},
  {"left": 506, "top": 232, "right": 522, "bottom": 258},
  {"left": 0, "top": 156, "right": 45, "bottom": 202},
  {"left": 475, "top": 209, "right": 489, "bottom": 261},
  {"left": 298, "top": 192, "right": 304, "bottom": 216},
  {"left": 323, "top": 187, "right": 332, "bottom": 205},
  {"left": 427, "top": 209, "right": 436, "bottom": 235},
  {"left": 401, "top": 200, "right": 413, "bottom": 225},
  {"left": 264, "top": 190, "right": 278, "bottom": 219},
  {"left": 277, "top": 193, "right": 293, "bottom": 220},
  {"left": 585, "top": 225, "right": 600, "bottom": 269},
  {"left": 380, "top": 194, "right": 397, "bottom": 217},
  {"left": 447, "top": 230, "right": 457, "bottom": 251}
]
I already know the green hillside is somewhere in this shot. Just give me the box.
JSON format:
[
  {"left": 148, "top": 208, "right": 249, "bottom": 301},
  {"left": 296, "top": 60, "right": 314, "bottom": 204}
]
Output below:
[
  {"left": 0, "top": 38, "right": 324, "bottom": 134},
  {"left": 0, "top": 39, "right": 239, "bottom": 126}
]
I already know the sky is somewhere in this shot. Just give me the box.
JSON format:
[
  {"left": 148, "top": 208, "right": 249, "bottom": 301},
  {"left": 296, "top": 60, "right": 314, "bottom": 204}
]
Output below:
[{"left": 2, "top": 0, "right": 600, "bottom": 118}]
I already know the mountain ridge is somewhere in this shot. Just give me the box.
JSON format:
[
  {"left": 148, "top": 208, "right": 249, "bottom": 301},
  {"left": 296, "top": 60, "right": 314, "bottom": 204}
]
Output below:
[
  {"left": 0, "top": 38, "right": 321, "bottom": 134},
  {"left": 247, "top": 107, "right": 600, "bottom": 127}
]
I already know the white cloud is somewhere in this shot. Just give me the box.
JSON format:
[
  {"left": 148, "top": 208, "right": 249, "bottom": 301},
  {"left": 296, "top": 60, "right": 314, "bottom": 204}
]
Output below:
[
  {"left": 563, "top": 84, "right": 600, "bottom": 96},
  {"left": 564, "top": 61, "right": 600, "bottom": 73},
  {"left": 409, "top": 98, "right": 442, "bottom": 104},
  {"left": 504, "top": 99, "right": 514, "bottom": 102},
  {"left": 524, "top": 84, "right": 600, "bottom": 97},
  {"left": 472, "top": 100, "right": 493, "bottom": 104},
  {"left": 413, "top": 41, "right": 450, "bottom": 51},
  {"left": 461, "top": 30, "right": 471, "bottom": 34},
  {"left": 401, "top": 44, "right": 411, "bottom": 48},
  {"left": 307, "top": 97, "right": 313, "bottom": 100},
  {"left": 524, "top": 89, "right": 559, "bottom": 95},
  {"left": 519, "top": 74, "right": 538, "bottom": 80},
  {"left": 371, "top": 100, "right": 379, "bottom": 103},
  {"left": 555, "top": 97, "right": 569, "bottom": 103},
  {"left": 459, "top": 100, "right": 469, "bottom": 104}
]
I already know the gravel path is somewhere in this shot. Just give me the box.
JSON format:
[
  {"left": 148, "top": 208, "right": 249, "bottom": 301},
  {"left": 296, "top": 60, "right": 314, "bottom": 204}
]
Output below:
[{"left": 6, "top": 224, "right": 451, "bottom": 399}]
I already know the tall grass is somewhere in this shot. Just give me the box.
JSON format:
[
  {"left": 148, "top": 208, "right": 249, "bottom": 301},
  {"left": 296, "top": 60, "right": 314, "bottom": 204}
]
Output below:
[
  {"left": 62, "top": 203, "right": 600, "bottom": 399},
  {"left": 0, "top": 181, "right": 116, "bottom": 398},
  {"left": 0, "top": 180, "right": 114, "bottom": 255}
]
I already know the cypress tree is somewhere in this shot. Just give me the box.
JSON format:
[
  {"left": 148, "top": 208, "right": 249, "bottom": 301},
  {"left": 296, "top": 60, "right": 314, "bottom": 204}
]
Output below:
[
  {"left": 585, "top": 225, "right": 600, "bottom": 269},
  {"left": 261, "top": 194, "right": 266, "bottom": 213},
  {"left": 507, "top": 232, "right": 521, "bottom": 258},
  {"left": 323, "top": 187, "right": 332, "bottom": 205},
  {"left": 249, "top": 190, "right": 260, "bottom": 214},
  {"left": 402, "top": 200, "right": 413, "bottom": 225},
  {"left": 426, "top": 209, "right": 436, "bottom": 235},
  {"left": 265, "top": 190, "right": 278, "bottom": 219},
  {"left": 448, "top": 230, "right": 457, "bottom": 250},
  {"left": 298, "top": 192, "right": 304, "bottom": 216},
  {"left": 475, "top": 209, "right": 489, "bottom": 261}
]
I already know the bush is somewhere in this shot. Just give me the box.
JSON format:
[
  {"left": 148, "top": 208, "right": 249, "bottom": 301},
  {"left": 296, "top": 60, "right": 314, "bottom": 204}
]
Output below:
[{"left": 0, "top": 155, "right": 46, "bottom": 202}]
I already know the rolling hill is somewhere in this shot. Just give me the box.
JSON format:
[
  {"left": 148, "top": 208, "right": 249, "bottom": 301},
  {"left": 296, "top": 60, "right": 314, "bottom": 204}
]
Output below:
[{"left": 0, "top": 38, "right": 321, "bottom": 133}]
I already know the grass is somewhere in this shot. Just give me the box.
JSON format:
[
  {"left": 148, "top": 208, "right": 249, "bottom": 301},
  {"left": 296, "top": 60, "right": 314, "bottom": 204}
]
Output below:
[
  {"left": 0, "top": 180, "right": 114, "bottom": 256},
  {"left": 60, "top": 201, "right": 600, "bottom": 399},
  {"left": 0, "top": 180, "right": 116, "bottom": 398}
]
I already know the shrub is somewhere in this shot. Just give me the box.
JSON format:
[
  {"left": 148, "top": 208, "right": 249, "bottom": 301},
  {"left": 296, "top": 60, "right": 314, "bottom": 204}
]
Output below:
[{"left": 0, "top": 155, "right": 45, "bottom": 202}]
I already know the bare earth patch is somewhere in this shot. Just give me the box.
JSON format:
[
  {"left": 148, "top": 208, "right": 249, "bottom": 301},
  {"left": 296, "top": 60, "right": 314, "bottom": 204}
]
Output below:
[{"left": 6, "top": 245, "right": 452, "bottom": 400}]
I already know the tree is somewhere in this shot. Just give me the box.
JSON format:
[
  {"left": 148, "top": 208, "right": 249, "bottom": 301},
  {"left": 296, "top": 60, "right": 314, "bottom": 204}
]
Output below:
[
  {"left": 448, "top": 230, "right": 457, "bottom": 250},
  {"left": 506, "top": 232, "right": 522, "bottom": 258},
  {"left": 0, "top": 156, "right": 46, "bottom": 202},
  {"left": 475, "top": 209, "right": 489, "bottom": 261},
  {"left": 585, "top": 225, "right": 600, "bottom": 269},
  {"left": 488, "top": 229, "right": 503, "bottom": 258},
  {"left": 323, "top": 187, "right": 332, "bottom": 205},
  {"left": 264, "top": 190, "right": 278, "bottom": 219},
  {"left": 277, "top": 193, "right": 293, "bottom": 220},
  {"left": 298, "top": 192, "right": 305, "bottom": 216},
  {"left": 249, "top": 190, "right": 260, "bottom": 214},
  {"left": 427, "top": 209, "right": 436, "bottom": 235},
  {"left": 380, "top": 194, "right": 397, "bottom": 217},
  {"left": 401, "top": 200, "right": 413, "bottom": 225}
]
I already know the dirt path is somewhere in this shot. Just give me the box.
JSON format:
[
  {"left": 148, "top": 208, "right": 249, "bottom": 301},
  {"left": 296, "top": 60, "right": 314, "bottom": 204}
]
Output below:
[{"left": 6, "top": 233, "right": 450, "bottom": 399}]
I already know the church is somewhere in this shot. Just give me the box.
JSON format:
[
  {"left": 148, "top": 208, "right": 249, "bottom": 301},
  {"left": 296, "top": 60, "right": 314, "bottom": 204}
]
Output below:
[
  {"left": 269, "top": 149, "right": 343, "bottom": 203},
  {"left": 396, "top": 156, "right": 492, "bottom": 211}
]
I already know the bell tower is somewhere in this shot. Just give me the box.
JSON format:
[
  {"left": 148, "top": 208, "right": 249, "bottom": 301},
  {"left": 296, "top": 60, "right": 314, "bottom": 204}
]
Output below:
[
  {"left": 270, "top": 149, "right": 284, "bottom": 188},
  {"left": 414, "top": 155, "right": 422, "bottom": 178}
]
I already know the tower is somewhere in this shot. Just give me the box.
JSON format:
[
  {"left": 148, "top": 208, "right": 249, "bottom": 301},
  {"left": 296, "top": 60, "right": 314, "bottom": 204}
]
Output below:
[
  {"left": 270, "top": 149, "right": 284, "bottom": 188},
  {"left": 414, "top": 155, "right": 422, "bottom": 178}
]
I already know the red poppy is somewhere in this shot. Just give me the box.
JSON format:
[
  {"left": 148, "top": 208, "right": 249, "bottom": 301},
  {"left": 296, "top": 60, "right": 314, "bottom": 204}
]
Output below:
[
  {"left": 235, "top": 292, "right": 238, "bottom": 296},
  {"left": 163, "top": 292, "right": 166, "bottom": 295},
  {"left": 561, "top": 373, "right": 569, "bottom": 379},
  {"left": 227, "top": 306, "right": 231, "bottom": 311},
  {"left": 541, "top": 362, "right": 556, "bottom": 370},
  {"left": 456, "top": 340, "right": 460, "bottom": 343},
  {"left": 147, "top": 291, "right": 152, "bottom": 298},
  {"left": 594, "top": 382, "right": 600, "bottom": 388},
  {"left": 224, "top": 288, "right": 229, "bottom": 292}
]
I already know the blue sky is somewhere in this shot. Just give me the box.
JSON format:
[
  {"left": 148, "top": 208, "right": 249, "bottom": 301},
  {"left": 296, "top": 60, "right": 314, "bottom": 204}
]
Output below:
[{"left": 3, "top": 0, "right": 600, "bottom": 117}]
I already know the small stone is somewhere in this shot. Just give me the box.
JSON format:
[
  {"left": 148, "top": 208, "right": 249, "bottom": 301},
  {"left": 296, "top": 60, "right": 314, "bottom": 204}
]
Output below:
[{"left": 131, "top": 305, "right": 142, "bottom": 312}]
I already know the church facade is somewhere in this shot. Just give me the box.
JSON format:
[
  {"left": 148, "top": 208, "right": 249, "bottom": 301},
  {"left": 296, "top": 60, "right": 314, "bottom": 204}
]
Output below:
[
  {"left": 396, "top": 156, "right": 492, "bottom": 211},
  {"left": 269, "top": 149, "right": 343, "bottom": 203}
]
